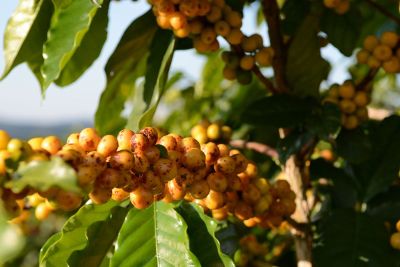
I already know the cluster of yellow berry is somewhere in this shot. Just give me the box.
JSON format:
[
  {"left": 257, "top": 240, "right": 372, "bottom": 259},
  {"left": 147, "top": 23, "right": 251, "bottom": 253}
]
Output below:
[
  {"left": 0, "top": 127, "right": 296, "bottom": 228},
  {"left": 190, "top": 120, "right": 232, "bottom": 144},
  {"left": 150, "top": 0, "right": 243, "bottom": 51},
  {"left": 324, "top": 80, "right": 370, "bottom": 129},
  {"left": 221, "top": 39, "right": 274, "bottom": 84},
  {"left": 234, "top": 235, "right": 268, "bottom": 267},
  {"left": 390, "top": 220, "right": 400, "bottom": 250},
  {"left": 357, "top": 32, "right": 400, "bottom": 73},
  {"left": 323, "top": 0, "right": 350, "bottom": 15}
]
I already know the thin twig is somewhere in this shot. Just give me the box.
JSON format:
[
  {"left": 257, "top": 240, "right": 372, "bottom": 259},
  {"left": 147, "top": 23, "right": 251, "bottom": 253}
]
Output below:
[
  {"left": 365, "top": 0, "right": 400, "bottom": 26},
  {"left": 286, "top": 217, "right": 307, "bottom": 233},
  {"left": 356, "top": 67, "right": 379, "bottom": 91},
  {"left": 229, "top": 140, "right": 279, "bottom": 159},
  {"left": 252, "top": 66, "right": 279, "bottom": 94},
  {"left": 262, "top": 0, "right": 289, "bottom": 93}
]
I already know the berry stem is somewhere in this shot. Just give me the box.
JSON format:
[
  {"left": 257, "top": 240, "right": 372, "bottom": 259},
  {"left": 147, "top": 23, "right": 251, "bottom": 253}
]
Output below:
[
  {"left": 251, "top": 65, "right": 279, "bottom": 94},
  {"left": 365, "top": 0, "right": 400, "bottom": 26},
  {"left": 262, "top": 0, "right": 289, "bottom": 93},
  {"left": 356, "top": 67, "right": 379, "bottom": 91},
  {"left": 229, "top": 140, "right": 278, "bottom": 159}
]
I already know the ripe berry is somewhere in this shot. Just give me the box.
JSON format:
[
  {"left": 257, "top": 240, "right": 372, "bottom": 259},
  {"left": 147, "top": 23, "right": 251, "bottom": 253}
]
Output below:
[
  {"left": 240, "top": 56, "right": 255, "bottom": 71},
  {"left": 111, "top": 188, "right": 130, "bottom": 202},
  {"left": 181, "top": 137, "right": 200, "bottom": 152},
  {"left": 35, "top": 202, "right": 54, "bottom": 220},
  {"left": 226, "top": 28, "right": 244, "bottom": 45},
  {"left": 383, "top": 57, "right": 400, "bottom": 73},
  {"left": 225, "top": 10, "right": 242, "bottom": 28},
  {"left": 154, "top": 158, "right": 178, "bottom": 182},
  {"left": 380, "top": 31, "right": 399, "bottom": 48},
  {"left": 214, "top": 20, "right": 231, "bottom": 37},
  {"left": 354, "top": 91, "right": 369, "bottom": 107},
  {"left": 343, "top": 115, "right": 359, "bottom": 129},
  {"left": 168, "top": 179, "right": 186, "bottom": 200},
  {"left": 79, "top": 128, "right": 101, "bottom": 152},
  {"left": 191, "top": 124, "right": 208, "bottom": 144},
  {"left": 202, "top": 142, "right": 220, "bottom": 165},
  {"left": 97, "top": 135, "right": 118, "bottom": 157},
  {"left": 367, "top": 56, "right": 381, "bottom": 69},
  {"left": 373, "top": 45, "right": 392, "bottom": 61},
  {"left": 338, "top": 82, "right": 355, "bottom": 98},
  {"left": 183, "top": 148, "right": 205, "bottom": 170},
  {"left": 96, "top": 168, "right": 121, "bottom": 189},
  {"left": 206, "top": 5, "right": 222, "bottom": 23},
  {"left": 158, "top": 134, "right": 177, "bottom": 151},
  {"left": 242, "top": 184, "right": 261, "bottom": 204},
  {"left": 207, "top": 172, "right": 228, "bottom": 192},
  {"left": 41, "top": 136, "right": 62, "bottom": 155},
  {"left": 217, "top": 144, "right": 230, "bottom": 157},
  {"left": 363, "top": 35, "right": 379, "bottom": 52},
  {"left": 133, "top": 151, "right": 150, "bottom": 173},
  {"left": 130, "top": 186, "right": 154, "bottom": 209},
  {"left": 109, "top": 150, "right": 135, "bottom": 170},
  {"left": 205, "top": 190, "right": 225, "bottom": 210},
  {"left": 140, "top": 127, "right": 159, "bottom": 146},
  {"left": 339, "top": 99, "right": 357, "bottom": 114},
  {"left": 117, "top": 129, "right": 134, "bottom": 150},
  {"left": 28, "top": 137, "right": 44, "bottom": 151},
  {"left": 189, "top": 180, "right": 210, "bottom": 199},
  {"left": 131, "top": 133, "right": 150, "bottom": 151},
  {"left": 66, "top": 133, "right": 80, "bottom": 145},
  {"left": 212, "top": 206, "right": 228, "bottom": 221},
  {"left": 255, "top": 47, "right": 274, "bottom": 67},
  {"left": 234, "top": 201, "right": 253, "bottom": 220},
  {"left": 56, "top": 191, "right": 82, "bottom": 211},
  {"left": 143, "top": 146, "right": 161, "bottom": 164},
  {"left": 77, "top": 165, "right": 98, "bottom": 187},
  {"left": 223, "top": 66, "right": 237, "bottom": 80},
  {"left": 356, "top": 49, "right": 369, "bottom": 64},
  {"left": 390, "top": 232, "right": 400, "bottom": 250},
  {"left": 0, "top": 130, "right": 10, "bottom": 150},
  {"left": 215, "top": 156, "right": 236, "bottom": 175},
  {"left": 169, "top": 12, "right": 187, "bottom": 30}
]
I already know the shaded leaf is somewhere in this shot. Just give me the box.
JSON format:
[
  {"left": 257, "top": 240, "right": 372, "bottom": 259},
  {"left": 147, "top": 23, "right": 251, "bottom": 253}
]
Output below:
[
  {"left": 40, "top": 0, "right": 104, "bottom": 90},
  {"left": 95, "top": 10, "right": 157, "bottom": 135},
  {"left": 40, "top": 201, "right": 123, "bottom": 267},
  {"left": 336, "top": 128, "right": 372, "bottom": 164},
  {"left": 1, "top": 0, "right": 53, "bottom": 80},
  {"left": 7, "top": 157, "right": 80, "bottom": 193},
  {"left": 286, "top": 15, "right": 330, "bottom": 97},
  {"left": 68, "top": 202, "right": 129, "bottom": 267},
  {"left": 241, "top": 95, "right": 315, "bottom": 128},
  {"left": 110, "top": 202, "right": 200, "bottom": 267},
  {"left": 306, "top": 103, "right": 341, "bottom": 139},
  {"left": 176, "top": 202, "right": 235, "bottom": 267},
  {"left": 314, "top": 209, "right": 397, "bottom": 267},
  {"left": 55, "top": 0, "right": 110, "bottom": 86},
  {"left": 281, "top": 0, "right": 310, "bottom": 36},
  {"left": 321, "top": 7, "right": 362, "bottom": 56}
]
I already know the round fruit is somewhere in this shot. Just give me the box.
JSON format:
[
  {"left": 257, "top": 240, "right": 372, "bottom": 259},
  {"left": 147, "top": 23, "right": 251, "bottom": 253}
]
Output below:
[{"left": 0, "top": 130, "right": 10, "bottom": 150}]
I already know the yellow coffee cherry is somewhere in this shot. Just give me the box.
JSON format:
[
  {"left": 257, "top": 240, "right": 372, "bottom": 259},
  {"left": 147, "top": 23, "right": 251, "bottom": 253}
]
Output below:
[
  {"left": 396, "top": 220, "right": 400, "bottom": 232},
  {"left": 373, "top": 45, "right": 392, "bottom": 61},
  {"left": 380, "top": 31, "right": 399, "bottom": 48},
  {"left": 383, "top": 57, "right": 400, "bottom": 73},
  {"left": 191, "top": 125, "right": 208, "bottom": 144},
  {"left": 189, "top": 19, "right": 203, "bottom": 35},
  {"left": 338, "top": 82, "right": 355, "bottom": 99},
  {"left": 255, "top": 47, "right": 273, "bottom": 67},
  {"left": 223, "top": 66, "right": 237, "bottom": 80},
  {"left": 79, "top": 128, "right": 101, "bottom": 152},
  {"left": 390, "top": 232, "right": 400, "bottom": 250},
  {"left": 226, "top": 28, "right": 244, "bottom": 45},
  {"left": 156, "top": 15, "right": 171, "bottom": 29},
  {"left": 214, "top": 20, "right": 231, "bottom": 37},
  {"left": 353, "top": 91, "right": 369, "bottom": 107},
  {"left": 28, "top": 137, "right": 44, "bottom": 151},
  {"left": 0, "top": 130, "right": 10, "bottom": 150},
  {"left": 41, "top": 136, "right": 62, "bottom": 155},
  {"left": 339, "top": 99, "right": 356, "bottom": 114},
  {"left": 324, "top": 0, "right": 340, "bottom": 8},
  {"left": 207, "top": 123, "right": 221, "bottom": 140},
  {"left": 169, "top": 12, "right": 187, "bottom": 30},
  {"left": 225, "top": 10, "right": 242, "bottom": 28},
  {"left": 240, "top": 55, "right": 255, "bottom": 71},
  {"left": 241, "top": 35, "right": 261, "bottom": 52},
  {"left": 343, "top": 115, "right": 359, "bottom": 129},
  {"left": 334, "top": 0, "right": 350, "bottom": 15},
  {"left": 174, "top": 25, "right": 190, "bottom": 38},
  {"left": 367, "top": 55, "right": 381, "bottom": 69},
  {"left": 201, "top": 27, "right": 217, "bottom": 45},
  {"left": 363, "top": 35, "right": 379, "bottom": 52},
  {"left": 206, "top": 5, "right": 222, "bottom": 23},
  {"left": 193, "top": 37, "right": 210, "bottom": 53},
  {"left": 356, "top": 49, "right": 370, "bottom": 64}
]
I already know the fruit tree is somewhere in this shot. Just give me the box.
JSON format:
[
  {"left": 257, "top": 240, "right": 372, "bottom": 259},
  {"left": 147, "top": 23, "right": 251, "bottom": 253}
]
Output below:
[{"left": 1, "top": 0, "right": 400, "bottom": 266}]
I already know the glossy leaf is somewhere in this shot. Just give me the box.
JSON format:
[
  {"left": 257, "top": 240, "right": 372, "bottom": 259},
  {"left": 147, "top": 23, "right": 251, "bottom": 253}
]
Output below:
[
  {"left": 110, "top": 202, "right": 200, "bottom": 267},
  {"left": 1, "top": 0, "right": 53, "bottom": 80},
  {"left": 7, "top": 157, "right": 80, "bottom": 193},
  {"left": 40, "top": 0, "right": 104, "bottom": 90},
  {"left": 314, "top": 209, "right": 397, "bottom": 267},
  {"left": 68, "top": 202, "right": 129, "bottom": 267},
  {"left": 40, "top": 200, "right": 124, "bottom": 267},
  {"left": 54, "top": 0, "right": 110, "bottom": 86},
  {"left": 286, "top": 14, "right": 330, "bottom": 97},
  {"left": 321, "top": 7, "right": 362, "bottom": 57},
  {"left": 176, "top": 202, "right": 235, "bottom": 267},
  {"left": 242, "top": 95, "right": 315, "bottom": 128},
  {"left": 95, "top": 10, "right": 157, "bottom": 135}
]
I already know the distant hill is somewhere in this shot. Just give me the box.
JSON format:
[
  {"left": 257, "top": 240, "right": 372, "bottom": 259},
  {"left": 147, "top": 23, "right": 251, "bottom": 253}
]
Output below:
[{"left": 0, "top": 120, "right": 93, "bottom": 139}]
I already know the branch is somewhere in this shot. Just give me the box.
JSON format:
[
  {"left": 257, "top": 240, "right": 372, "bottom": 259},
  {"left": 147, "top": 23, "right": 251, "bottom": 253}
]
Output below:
[
  {"left": 229, "top": 140, "right": 279, "bottom": 159},
  {"left": 365, "top": 0, "right": 400, "bottom": 26},
  {"left": 262, "top": 0, "right": 289, "bottom": 93},
  {"left": 356, "top": 67, "right": 378, "bottom": 91},
  {"left": 251, "top": 65, "right": 279, "bottom": 94}
]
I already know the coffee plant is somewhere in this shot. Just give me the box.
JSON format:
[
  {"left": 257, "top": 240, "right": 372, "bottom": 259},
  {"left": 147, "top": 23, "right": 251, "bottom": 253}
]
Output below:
[{"left": 1, "top": 0, "right": 400, "bottom": 266}]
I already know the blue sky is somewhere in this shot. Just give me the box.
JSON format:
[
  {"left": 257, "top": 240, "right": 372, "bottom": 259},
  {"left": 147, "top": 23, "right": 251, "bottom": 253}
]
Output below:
[{"left": 0, "top": 0, "right": 349, "bottom": 126}]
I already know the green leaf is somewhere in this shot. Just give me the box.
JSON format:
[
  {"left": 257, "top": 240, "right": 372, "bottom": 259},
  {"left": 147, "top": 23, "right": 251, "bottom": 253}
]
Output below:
[
  {"left": 321, "top": 7, "right": 362, "bottom": 56},
  {"left": 68, "top": 202, "right": 129, "bottom": 267},
  {"left": 1, "top": 0, "right": 53, "bottom": 80},
  {"left": 281, "top": 0, "right": 310, "bottom": 36},
  {"left": 40, "top": 0, "right": 104, "bottom": 90},
  {"left": 367, "top": 187, "right": 400, "bottom": 222},
  {"left": 7, "top": 157, "right": 80, "bottom": 193},
  {"left": 286, "top": 14, "right": 330, "bottom": 97},
  {"left": 110, "top": 202, "right": 200, "bottom": 267},
  {"left": 40, "top": 233, "right": 62, "bottom": 264},
  {"left": 143, "top": 29, "right": 174, "bottom": 106},
  {"left": 363, "top": 116, "right": 400, "bottom": 201},
  {"left": 126, "top": 33, "right": 175, "bottom": 131},
  {"left": 176, "top": 202, "right": 235, "bottom": 267},
  {"left": 95, "top": 10, "right": 157, "bottom": 135},
  {"left": 336, "top": 128, "right": 372, "bottom": 164},
  {"left": 196, "top": 52, "right": 225, "bottom": 96},
  {"left": 40, "top": 200, "right": 124, "bottom": 267},
  {"left": 54, "top": 0, "right": 110, "bottom": 86},
  {"left": 306, "top": 103, "right": 341, "bottom": 139},
  {"left": 314, "top": 209, "right": 397, "bottom": 267},
  {"left": 277, "top": 130, "right": 315, "bottom": 163},
  {"left": 241, "top": 95, "right": 316, "bottom": 128}
]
